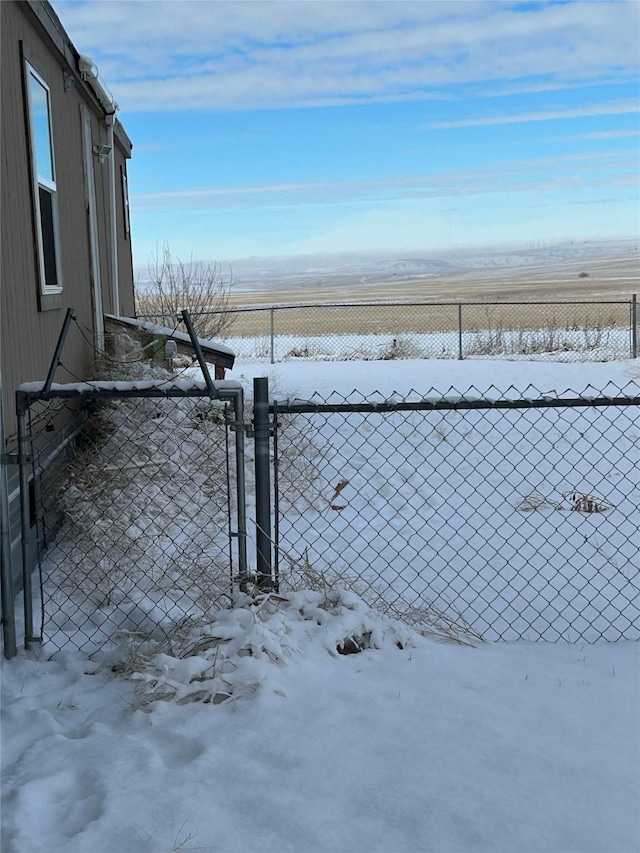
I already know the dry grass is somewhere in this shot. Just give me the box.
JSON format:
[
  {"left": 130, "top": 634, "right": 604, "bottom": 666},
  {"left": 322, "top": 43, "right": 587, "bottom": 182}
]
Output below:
[
  {"left": 229, "top": 250, "right": 639, "bottom": 303},
  {"left": 566, "top": 492, "right": 611, "bottom": 513},
  {"left": 212, "top": 301, "right": 630, "bottom": 342},
  {"left": 39, "top": 355, "right": 234, "bottom": 646},
  {"left": 214, "top": 250, "right": 638, "bottom": 341},
  {"left": 515, "top": 491, "right": 612, "bottom": 513},
  {"left": 278, "top": 548, "right": 483, "bottom": 646}
]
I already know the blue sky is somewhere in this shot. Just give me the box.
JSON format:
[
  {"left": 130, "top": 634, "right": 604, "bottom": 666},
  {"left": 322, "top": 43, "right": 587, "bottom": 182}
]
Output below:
[{"left": 55, "top": 0, "right": 639, "bottom": 266}]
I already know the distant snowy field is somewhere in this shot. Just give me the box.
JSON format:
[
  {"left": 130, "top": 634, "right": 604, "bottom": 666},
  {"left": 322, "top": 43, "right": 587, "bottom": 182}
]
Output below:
[
  {"left": 2, "top": 357, "right": 639, "bottom": 853},
  {"left": 134, "top": 236, "right": 639, "bottom": 291},
  {"left": 220, "top": 236, "right": 639, "bottom": 286}
]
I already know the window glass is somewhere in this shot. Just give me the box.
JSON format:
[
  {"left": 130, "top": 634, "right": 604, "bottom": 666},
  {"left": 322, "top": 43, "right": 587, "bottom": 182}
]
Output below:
[
  {"left": 25, "top": 62, "right": 61, "bottom": 295},
  {"left": 28, "top": 72, "right": 54, "bottom": 183},
  {"left": 38, "top": 186, "right": 58, "bottom": 287}
]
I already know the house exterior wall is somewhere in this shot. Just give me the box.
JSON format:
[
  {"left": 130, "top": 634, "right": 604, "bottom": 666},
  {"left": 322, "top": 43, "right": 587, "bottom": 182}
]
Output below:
[{"left": 0, "top": 0, "right": 135, "bottom": 432}]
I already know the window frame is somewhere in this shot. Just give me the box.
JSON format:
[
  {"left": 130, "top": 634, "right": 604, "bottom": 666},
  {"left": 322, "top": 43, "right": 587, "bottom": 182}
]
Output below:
[{"left": 24, "top": 60, "right": 63, "bottom": 302}]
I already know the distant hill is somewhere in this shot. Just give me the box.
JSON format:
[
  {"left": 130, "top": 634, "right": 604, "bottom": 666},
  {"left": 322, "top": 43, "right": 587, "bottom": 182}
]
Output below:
[{"left": 135, "top": 237, "right": 638, "bottom": 291}]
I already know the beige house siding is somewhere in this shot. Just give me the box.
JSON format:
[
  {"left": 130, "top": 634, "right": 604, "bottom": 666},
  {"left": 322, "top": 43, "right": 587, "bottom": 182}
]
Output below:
[{"left": 0, "top": 0, "right": 135, "bottom": 431}]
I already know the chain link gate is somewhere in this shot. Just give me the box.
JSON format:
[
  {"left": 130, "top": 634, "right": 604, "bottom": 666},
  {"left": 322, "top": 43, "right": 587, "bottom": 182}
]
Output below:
[
  {"left": 267, "top": 383, "right": 640, "bottom": 643},
  {"left": 14, "top": 379, "right": 247, "bottom": 655}
]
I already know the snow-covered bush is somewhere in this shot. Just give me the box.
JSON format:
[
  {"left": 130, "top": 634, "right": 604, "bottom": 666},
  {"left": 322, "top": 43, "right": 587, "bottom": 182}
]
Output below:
[{"left": 125, "top": 587, "right": 416, "bottom": 707}]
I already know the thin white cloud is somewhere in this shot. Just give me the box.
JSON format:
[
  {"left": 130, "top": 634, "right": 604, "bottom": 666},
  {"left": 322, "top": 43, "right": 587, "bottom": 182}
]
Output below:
[
  {"left": 482, "top": 77, "right": 640, "bottom": 98},
  {"left": 558, "top": 130, "right": 640, "bottom": 142},
  {"left": 131, "top": 150, "right": 639, "bottom": 211},
  {"left": 566, "top": 197, "right": 633, "bottom": 206},
  {"left": 53, "top": 0, "right": 640, "bottom": 113},
  {"left": 430, "top": 101, "right": 640, "bottom": 129}
]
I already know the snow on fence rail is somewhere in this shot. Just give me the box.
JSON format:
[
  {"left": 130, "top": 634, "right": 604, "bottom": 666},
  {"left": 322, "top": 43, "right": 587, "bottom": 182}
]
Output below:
[{"left": 138, "top": 296, "right": 638, "bottom": 364}]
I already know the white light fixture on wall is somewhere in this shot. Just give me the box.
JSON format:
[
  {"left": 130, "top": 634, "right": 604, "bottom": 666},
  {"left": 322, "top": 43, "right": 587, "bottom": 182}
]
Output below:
[{"left": 93, "top": 142, "right": 112, "bottom": 162}]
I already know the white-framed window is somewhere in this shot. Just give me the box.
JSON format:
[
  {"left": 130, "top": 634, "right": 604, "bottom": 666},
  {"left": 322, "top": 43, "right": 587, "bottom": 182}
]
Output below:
[{"left": 25, "top": 61, "right": 62, "bottom": 294}]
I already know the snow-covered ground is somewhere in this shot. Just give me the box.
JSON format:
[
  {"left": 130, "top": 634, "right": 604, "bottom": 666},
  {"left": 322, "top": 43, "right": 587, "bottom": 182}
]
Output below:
[
  {"left": 226, "top": 323, "right": 634, "bottom": 366},
  {"left": 2, "top": 357, "right": 639, "bottom": 853}
]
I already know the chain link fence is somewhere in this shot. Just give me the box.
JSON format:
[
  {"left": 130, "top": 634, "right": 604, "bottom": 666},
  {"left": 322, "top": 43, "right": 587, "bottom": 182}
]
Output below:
[
  {"left": 6, "top": 373, "right": 639, "bottom": 654},
  {"left": 139, "top": 297, "right": 638, "bottom": 364},
  {"left": 15, "top": 380, "right": 246, "bottom": 655},
  {"left": 269, "top": 384, "right": 640, "bottom": 643}
]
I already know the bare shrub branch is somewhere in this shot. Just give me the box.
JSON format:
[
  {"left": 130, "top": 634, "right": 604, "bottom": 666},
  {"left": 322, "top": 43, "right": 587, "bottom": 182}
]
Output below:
[{"left": 136, "top": 243, "right": 236, "bottom": 340}]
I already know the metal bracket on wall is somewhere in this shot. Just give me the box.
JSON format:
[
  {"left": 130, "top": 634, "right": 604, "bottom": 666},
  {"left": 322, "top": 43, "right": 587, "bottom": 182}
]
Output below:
[{"left": 0, "top": 454, "right": 28, "bottom": 466}]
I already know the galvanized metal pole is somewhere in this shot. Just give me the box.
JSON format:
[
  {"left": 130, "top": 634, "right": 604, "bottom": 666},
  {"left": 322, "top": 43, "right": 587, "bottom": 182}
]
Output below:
[
  {"left": 0, "top": 375, "right": 17, "bottom": 658},
  {"left": 182, "top": 310, "right": 217, "bottom": 397},
  {"left": 272, "top": 400, "right": 281, "bottom": 593},
  {"left": 17, "top": 395, "right": 37, "bottom": 645},
  {"left": 632, "top": 294, "right": 637, "bottom": 359},
  {"left": 253, "top": 377, "right": 273, "bottom": 590},
  {"left": 270, "top": 308, "right": 275, "bottom": 365},
  {"left": 43, "top": 308, "right": 75, "bottom": 395},
  {"left": 458, "top": 302, "right": 463, "bottom": 360},
  {"left": 231, "top": 388, "right": 248, "bottom": 590}
]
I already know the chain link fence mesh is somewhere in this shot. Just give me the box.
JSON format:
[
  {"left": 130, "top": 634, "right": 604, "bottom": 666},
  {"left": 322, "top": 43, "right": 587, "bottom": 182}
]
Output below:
[
  {"left": 13, "top": 375, "right": 639, "bottom": 652},
  {"left": 272, "top": 386, "right": 640, "bottom": 643},
  {"left": 139, "top": 298, "right": 636, "bottom": 363},
  {"left": 22, "top": 388, "right": 234, "bottom": 654}
]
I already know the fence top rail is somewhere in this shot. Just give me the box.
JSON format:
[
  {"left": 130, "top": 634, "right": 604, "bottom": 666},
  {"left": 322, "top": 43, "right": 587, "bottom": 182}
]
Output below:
[
  {"left": 136, "top": 297, "right": 635, "bottom": 319},
  {"left": 272, "top": 394, "right": 640, "bottom": 415},
  {"left": 16, "top": 378, "right": 243, "bottom": 402}
]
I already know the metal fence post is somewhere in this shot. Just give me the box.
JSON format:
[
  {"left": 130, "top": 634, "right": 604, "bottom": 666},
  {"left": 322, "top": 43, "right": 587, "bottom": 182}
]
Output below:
[
  {"left": 17, "top": 394, "right": 38, "bottom": 645},
  {"left": 270, "top": 308, "right": 275, "bottom": 365},
  {"left": 253, "top": 377, "right": 274, "bottom": 590},
  {"left": 458, "top": 302, "right": 464, "bottom": 360},
  {"left": 632, "top": 294, "right": 637, "bottom": 359},
  {"left": 0, "top": 376, "right": 17, "bottom": 658},
  {"left": 230, "top": 387, "right": 248, "bottom": 590}
]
